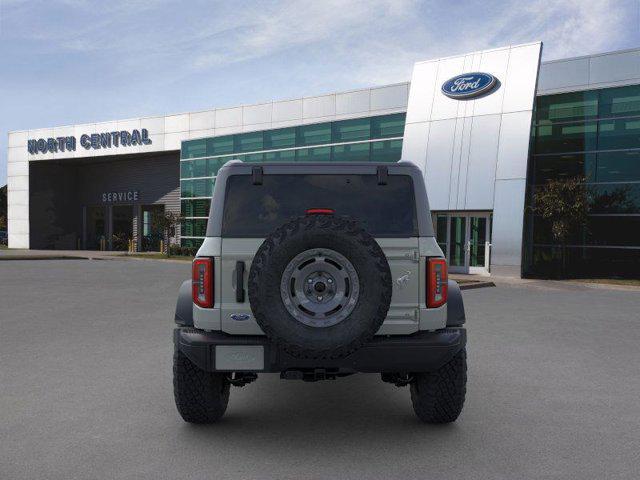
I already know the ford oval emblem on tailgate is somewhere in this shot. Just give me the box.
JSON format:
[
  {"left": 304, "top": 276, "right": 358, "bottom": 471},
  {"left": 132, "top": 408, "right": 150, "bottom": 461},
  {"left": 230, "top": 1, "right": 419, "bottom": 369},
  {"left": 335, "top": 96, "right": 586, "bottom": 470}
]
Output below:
[{"left": 230, "top": 313, "right": 251, "bottom": 321}]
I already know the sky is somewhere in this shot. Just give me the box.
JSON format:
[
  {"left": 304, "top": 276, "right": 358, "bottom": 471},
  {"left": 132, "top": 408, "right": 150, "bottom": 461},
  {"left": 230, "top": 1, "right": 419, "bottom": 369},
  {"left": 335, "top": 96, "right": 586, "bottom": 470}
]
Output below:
[{"left": 1, "top": 0, "right": 640, "bottom": 186}]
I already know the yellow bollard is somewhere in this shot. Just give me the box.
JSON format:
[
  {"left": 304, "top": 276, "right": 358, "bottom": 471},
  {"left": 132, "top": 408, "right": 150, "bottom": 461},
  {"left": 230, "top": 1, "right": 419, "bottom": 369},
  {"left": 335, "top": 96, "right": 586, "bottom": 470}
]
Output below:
[{"left": 160, "top": 239, "right": 164, "bottom": 254}]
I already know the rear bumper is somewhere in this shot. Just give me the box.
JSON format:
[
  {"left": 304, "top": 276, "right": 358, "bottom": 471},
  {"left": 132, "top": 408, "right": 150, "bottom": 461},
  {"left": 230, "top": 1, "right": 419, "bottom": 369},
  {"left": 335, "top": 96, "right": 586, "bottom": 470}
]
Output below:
[{"left": 174, "top": 327, "right": 466, "bottom": 374}]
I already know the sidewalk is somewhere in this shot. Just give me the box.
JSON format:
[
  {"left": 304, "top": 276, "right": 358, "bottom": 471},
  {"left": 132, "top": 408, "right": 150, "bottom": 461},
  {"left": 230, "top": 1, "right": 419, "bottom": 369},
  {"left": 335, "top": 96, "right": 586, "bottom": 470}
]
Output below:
[
  {"left": 0, "top": 249, "right": 194, "bottom": 264},
  {"left": 451, "top": 272, "right": 640, "bottom": 292},
  {"left": 0, "top": 249, "right": 124, "bottom": 260}
]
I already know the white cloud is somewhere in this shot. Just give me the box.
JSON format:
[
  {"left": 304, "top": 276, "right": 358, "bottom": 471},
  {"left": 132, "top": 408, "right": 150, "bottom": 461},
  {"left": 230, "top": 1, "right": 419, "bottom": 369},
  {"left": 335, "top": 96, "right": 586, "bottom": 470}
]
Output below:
[
  {"left": 189, "top": 0, "right": 419, "bottom": 70},
  {"left": 4, "top": 0, "right": 634, "bottom": 85}
]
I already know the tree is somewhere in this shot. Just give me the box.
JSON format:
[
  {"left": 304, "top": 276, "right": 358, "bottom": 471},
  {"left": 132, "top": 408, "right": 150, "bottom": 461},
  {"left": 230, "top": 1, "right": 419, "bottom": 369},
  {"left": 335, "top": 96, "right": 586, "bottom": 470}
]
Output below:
[
  {"left": 533, "top": 176, "right": 590, "bottom": 277},
  {"left": 151, "top": 210, "right": 183, "bottom": 256}
]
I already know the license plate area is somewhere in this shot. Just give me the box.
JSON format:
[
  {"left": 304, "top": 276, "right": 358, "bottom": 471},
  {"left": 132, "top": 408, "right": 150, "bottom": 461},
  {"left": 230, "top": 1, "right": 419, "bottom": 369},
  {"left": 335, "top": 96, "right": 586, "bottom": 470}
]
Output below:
[{"left": 215, "top": 345, "right": 264, "bottom": 371}]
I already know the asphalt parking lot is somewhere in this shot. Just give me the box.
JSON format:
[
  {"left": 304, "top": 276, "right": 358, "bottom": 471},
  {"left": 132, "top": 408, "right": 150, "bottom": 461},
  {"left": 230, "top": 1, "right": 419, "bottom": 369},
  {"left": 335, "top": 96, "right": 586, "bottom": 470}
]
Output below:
[{"left": 1, "top": 259, "right": 639, "bottom": 479}]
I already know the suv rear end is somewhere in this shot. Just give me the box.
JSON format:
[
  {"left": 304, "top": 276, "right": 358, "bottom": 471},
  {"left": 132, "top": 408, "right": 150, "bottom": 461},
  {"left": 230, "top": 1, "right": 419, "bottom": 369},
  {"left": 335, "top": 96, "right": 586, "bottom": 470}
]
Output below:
[{"left": 173, "top": 161, "right": 467, "bottom": 424}]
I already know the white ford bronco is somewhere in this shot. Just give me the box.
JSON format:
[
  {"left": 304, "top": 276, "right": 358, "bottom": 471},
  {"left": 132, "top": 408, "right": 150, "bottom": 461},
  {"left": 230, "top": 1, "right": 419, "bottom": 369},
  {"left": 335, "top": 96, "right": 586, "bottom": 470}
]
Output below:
[{"left": 173, "top": 161, "right": 467, "bottom": 423}]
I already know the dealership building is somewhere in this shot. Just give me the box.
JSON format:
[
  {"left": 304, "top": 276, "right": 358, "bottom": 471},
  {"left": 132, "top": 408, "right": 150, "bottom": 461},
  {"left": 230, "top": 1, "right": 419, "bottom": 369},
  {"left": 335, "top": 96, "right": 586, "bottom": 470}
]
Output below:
[{"left": 6, "top": 42, "right": 640, "bottom": 277}]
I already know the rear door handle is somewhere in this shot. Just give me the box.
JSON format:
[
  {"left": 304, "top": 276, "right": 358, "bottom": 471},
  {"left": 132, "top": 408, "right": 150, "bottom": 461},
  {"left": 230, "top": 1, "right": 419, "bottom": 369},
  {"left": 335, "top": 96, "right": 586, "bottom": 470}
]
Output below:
[{"left": 235, "top": 261, "right": 245, "bottom": 303}]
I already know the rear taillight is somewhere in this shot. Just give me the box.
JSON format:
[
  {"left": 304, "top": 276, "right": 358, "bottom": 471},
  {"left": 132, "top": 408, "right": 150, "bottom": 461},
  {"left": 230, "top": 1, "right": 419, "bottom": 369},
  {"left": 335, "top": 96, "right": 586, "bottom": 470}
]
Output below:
[
  {"left": 192, "top": 258, "right": 214, "bottom": 308},
  {"left": 427, "top": 258, "right": 448, "bottom": 308}
]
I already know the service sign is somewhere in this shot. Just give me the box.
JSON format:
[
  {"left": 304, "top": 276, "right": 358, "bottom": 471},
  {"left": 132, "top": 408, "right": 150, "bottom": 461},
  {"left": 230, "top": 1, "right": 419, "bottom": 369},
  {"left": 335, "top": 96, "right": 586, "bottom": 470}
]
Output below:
[
  {"left": 102, "top": 190, "right": 139, "bottom": 203},
  {"left": 441, "top": 72, "right": 497, "bottom": 99}
]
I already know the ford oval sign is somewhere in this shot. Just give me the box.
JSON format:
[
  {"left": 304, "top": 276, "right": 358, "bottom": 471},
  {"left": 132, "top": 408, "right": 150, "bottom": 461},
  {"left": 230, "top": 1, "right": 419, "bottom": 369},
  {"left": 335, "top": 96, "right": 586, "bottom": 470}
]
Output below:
[{"left": 441, "top": 72, "right": 497, "bottom": 99}]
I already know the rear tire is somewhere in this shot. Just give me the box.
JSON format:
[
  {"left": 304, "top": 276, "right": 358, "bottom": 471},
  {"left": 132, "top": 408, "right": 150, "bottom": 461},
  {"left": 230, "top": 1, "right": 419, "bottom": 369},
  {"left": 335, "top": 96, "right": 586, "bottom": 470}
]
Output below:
[
  {"left": 173, "top": 347, "right": 230, "bottom": 424},
  {"left": 410, "top": 348, "right": 467, "bottom": 424}
]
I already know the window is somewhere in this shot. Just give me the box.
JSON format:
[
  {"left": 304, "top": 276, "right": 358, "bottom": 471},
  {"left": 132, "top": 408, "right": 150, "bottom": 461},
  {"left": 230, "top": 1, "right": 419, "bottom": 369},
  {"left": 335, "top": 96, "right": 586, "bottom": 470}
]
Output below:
[
  {"left": 435, "top": 214, "right": 447, "bottom": 253},
  {"left": 296, "top": 147, "right": 331, "bottom": 162},
  {"left": 264, "top": 128, "right": 296, "bottom": 149},
  {"left": 181, "top": 199, "right": 211, "bottom": 217},
  {"left": 599, "top": 84, "right": 640, "bottom": 118},
  {"left": 181, "top": 238, "right": 204, "bottom": 248},
  {"left": 234, "top": 131, "right": 263, "bottom": 153},
  {"left": 528, "top": 245, "right": 640, "bottom": 278},
  {"left": 536, "top": 91, "right": 598, "bottom": 124},
  {"left": 222, "top": 174, "right": 417, "bottom": 237},
  {"left": 242, "top": 153, "right": 265, "bottom": 162},
  {"left": 180, "top": 180, "right": 193, "bottom": 198},
  {"left": 180, "top": 161, "right": 192, "bottom": 179},
  {"left": 597, "top": 118, "right": 640, "bottom": 150},
  {"left": 182, "top": 139, "right": 207, "bottom": 159},
  {"left": 590, "top": 183, "right": 640, "bottom": 214},
  {"left": 181, "top": 219, "right": 208, "bottom": 237},
  {"left": 370, "top": 139, "right": 403, "bottom": 162},
  {"left": 181, "top": 179, "right": 214, "bottom": 198},
  {"left": 190, "top": 159, "right": 208, "bottom": 178},
  {"left": 208, "top": 157, "right": 230, "bottom": 176},
  {"left": 525, "top": 86, "right": 640, "bottom": 279},
  {"left": 296, "top": 123, "right": 331, "bottom": 146},
  {"left": 371, "top": 113, "right": 406, "bottom": 138},
  {"left": 206, "top": 136, "right": 233, "bottom": 156},
  {"left": 534, "top": 121, "right": 598, "bottom": 154},
  {"left": 595, "top": 151, "right": 640, "bottom": 182},
  {"left": 531, "top": 154, "right": 597, "bottom": 184},
  {"left": 178, "top": 113, "right": 409, "bottom": 244},
  {"left": 332, "top": 143, "right": 370, "bottom": 162},
  {"left": 180, "top": 158, "right": 213, "bottom": 178},
  {"left": 332, "top": 118, "right": 370, "bottom": 142},
  {"left": 264, "top": 149, "right": 296, "bottom": 162}
]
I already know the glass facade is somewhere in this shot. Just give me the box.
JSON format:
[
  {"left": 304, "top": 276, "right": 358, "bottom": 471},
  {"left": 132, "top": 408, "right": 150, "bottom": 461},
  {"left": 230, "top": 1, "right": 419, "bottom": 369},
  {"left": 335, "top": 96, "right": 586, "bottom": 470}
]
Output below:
[
  {"left": 524, "top": 85, "right": 640, "bottom": 278},
  {"left": 180, "top": 113, "right": 406, "bottom": 247}
]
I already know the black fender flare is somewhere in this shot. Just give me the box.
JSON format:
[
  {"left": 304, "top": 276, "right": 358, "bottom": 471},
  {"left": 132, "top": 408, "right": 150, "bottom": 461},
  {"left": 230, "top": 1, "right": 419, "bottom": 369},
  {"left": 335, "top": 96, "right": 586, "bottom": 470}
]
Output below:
[
  {"left": 446, "top": 280, "right": 465, "bottom": 326},
  {"left": 174, "top": 279, "right": 194, "bottom": 327}
]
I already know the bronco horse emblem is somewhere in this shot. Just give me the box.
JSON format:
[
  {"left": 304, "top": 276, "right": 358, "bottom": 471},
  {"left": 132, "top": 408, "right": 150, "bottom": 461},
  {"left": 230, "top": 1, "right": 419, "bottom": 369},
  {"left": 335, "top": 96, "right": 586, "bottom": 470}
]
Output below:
[{"left": 396, "top": 270, "right": 412, "bottom": 288}]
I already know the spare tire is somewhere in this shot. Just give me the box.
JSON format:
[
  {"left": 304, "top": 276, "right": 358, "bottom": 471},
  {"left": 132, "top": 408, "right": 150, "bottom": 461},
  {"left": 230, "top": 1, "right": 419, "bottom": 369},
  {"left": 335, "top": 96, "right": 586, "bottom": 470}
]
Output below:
[{"left": 248, "top": 214, "right": 392, "bottom": 359}]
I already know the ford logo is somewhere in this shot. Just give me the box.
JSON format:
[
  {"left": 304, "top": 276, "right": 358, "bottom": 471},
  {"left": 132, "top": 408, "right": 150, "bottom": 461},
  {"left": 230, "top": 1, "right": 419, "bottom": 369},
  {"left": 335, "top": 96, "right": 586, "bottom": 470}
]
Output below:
[
  {"left": 441, "top": 72, "right": 497, "bottom": 99},
  {"left": 230, "top": 313, "right": 251, "bottom": 321}
]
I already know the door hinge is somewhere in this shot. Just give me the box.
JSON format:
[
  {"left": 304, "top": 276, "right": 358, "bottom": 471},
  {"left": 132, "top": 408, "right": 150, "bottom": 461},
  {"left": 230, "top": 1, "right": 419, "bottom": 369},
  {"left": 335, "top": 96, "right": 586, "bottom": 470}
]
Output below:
[{"left": 235, "top": 261, "right": 245, "bottom": 303}]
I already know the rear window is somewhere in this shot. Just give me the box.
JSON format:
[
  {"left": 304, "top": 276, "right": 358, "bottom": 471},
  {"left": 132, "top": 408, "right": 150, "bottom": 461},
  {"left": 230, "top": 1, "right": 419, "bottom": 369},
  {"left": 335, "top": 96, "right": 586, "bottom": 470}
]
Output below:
[{"left": 222, "top": 174, "right": 418, "bottom": 237}]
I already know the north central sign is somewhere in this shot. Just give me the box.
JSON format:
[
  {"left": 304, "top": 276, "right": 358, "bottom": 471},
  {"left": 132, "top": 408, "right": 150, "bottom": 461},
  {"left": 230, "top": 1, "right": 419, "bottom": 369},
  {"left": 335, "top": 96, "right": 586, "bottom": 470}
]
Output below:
[
  {"left": 441, "top": 72, "right": 497, "bottom": 99},
  {"left": 27, "top": 128, "right": 152, "bottom": 155}
]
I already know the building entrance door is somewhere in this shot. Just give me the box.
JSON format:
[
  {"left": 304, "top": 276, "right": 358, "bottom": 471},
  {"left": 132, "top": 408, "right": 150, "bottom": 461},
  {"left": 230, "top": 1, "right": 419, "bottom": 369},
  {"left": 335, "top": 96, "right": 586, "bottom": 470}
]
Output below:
[
  {"left": 86, "top": 206, "right": 106, "bottom": 250},
  {"left": 140, "top": 205, "right": 164, "bottom": 252},
  {"left": 433, "top": 212, "right": 492, "bottom": 275},
  {"left": 111, "top": 205, "right": 134, "bottom": 251}
]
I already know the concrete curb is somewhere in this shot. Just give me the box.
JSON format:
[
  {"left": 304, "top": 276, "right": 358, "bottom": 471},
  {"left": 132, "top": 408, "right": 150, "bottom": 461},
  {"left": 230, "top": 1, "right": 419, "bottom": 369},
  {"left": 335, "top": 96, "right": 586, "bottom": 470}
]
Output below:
[
  {"left": 114, "top": 255, "right": 192, "bottom": 264},
  {"left": 0, "top": 255, "right": 90, "bottom": 261},
  {"left": 459, "top": 281, "right": 495, "bottom": 290},
  {"left": 0, "top": 254, "right": 192, "bottom": 264},
  {"left": 560, "top": 280, "right": 640, "bottom": 292}
]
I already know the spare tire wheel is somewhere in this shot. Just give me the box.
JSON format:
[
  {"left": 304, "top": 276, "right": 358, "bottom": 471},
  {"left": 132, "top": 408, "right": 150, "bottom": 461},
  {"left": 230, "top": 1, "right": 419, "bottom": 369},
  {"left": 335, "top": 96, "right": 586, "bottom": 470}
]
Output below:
[{"left": 248, "top": 214, "right": 392, "bottom": 359}]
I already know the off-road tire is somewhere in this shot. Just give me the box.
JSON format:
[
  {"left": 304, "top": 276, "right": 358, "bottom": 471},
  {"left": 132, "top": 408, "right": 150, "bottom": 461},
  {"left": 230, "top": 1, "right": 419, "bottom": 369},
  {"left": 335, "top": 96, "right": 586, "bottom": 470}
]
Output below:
[
  {"left": 173, "top": 347, "right": 230, "bottom": 424},
  {"left": 410, "top": 348, "right": 467, "bottom": 423},
  {"left": 248, "top": 214, "right": 392, "bottom": 360}
]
